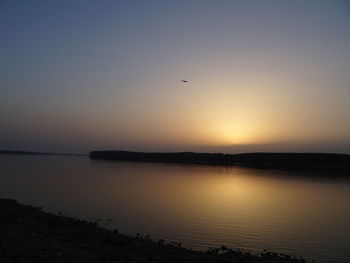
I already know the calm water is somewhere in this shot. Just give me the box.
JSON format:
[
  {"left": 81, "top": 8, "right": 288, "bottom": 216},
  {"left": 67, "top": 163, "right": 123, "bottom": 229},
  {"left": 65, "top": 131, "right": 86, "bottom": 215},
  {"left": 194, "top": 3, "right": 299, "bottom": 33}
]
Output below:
[{"left": 1, "top": 155, "right": 350, "bottom": 262}]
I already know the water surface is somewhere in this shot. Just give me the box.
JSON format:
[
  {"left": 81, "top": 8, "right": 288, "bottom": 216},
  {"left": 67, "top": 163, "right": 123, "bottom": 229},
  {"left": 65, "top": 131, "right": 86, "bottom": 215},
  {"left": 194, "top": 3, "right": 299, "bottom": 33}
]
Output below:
[{"left": 1, "top": 155, "right": 349, "bottom": 262}]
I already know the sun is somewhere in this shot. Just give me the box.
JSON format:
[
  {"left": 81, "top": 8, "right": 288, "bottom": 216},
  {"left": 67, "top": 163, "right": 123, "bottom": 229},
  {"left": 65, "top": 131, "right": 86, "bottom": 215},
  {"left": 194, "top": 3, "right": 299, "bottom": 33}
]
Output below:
[{"left": 208, "top": 120, "right": 260, "bottom": 146}]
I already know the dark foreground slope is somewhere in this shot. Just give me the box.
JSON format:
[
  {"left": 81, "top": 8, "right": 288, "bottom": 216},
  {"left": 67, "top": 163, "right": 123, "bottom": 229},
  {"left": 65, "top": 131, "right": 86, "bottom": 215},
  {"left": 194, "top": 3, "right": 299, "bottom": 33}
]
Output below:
[
  {"left": 0, "top": 199, "right": 308, "bottom": 263},
  {"left": 90, "top": 151, "right": 350, "bottom": 171}
]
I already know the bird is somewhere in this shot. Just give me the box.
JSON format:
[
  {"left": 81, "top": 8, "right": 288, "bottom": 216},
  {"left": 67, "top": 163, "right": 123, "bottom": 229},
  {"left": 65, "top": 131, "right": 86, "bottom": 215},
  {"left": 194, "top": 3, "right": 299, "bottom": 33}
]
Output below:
[{"left": 181, "top": 80, "right": 189, "bottom": 83}]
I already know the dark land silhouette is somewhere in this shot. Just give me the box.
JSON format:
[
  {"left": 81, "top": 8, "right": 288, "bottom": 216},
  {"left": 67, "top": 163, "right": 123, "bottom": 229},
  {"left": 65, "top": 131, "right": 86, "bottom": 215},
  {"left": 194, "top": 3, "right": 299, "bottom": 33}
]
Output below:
[
  {"left": 0, "top": 199, "right": 310, "bottom": 263},
  {"left": 0, "top": 150, "right": 85, "bottom": 157},
  {"left": 90, "top": 150, "right": 350, "bottom": 171}
]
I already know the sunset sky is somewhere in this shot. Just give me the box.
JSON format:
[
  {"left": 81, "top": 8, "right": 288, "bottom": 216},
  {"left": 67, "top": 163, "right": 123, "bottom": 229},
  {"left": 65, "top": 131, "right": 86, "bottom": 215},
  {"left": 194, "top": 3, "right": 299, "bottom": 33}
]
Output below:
[{"left": 1, "top": 0, "right": 350, "bottom": 153}]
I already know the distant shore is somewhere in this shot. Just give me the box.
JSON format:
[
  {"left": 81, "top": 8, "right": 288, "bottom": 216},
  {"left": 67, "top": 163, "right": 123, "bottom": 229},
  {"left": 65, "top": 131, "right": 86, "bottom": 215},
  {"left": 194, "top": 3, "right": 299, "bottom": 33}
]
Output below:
[
  {"left": 0, "top": 199, "right": 309, "bottom": 263},
  {"left": 90, "top": 150, "right": 350, "bottom": 171},
  {"left": 0, "top": 150, "right": 85, "bottom": 157},
  {"left": 3, "top": 149, "right": 350, "bottom": 171}
]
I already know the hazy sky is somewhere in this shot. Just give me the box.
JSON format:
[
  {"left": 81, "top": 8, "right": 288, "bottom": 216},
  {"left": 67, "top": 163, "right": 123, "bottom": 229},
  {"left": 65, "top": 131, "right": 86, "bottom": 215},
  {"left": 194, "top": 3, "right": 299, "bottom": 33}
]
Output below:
[{"left": 1, "top": 0, "right": 350, "bottom": 153}]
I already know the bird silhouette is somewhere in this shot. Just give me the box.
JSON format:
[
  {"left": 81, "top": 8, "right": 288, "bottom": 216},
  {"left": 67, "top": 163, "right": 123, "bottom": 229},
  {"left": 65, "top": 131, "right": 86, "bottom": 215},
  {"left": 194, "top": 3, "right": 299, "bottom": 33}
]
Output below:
[{"left": 181, "top": 80, "right": 189, "bottom": 83}]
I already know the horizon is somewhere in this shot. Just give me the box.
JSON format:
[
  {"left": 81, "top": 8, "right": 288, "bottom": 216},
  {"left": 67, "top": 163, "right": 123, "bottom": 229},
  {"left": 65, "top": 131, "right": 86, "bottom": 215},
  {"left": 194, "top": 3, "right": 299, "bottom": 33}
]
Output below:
[
  {"left": 2, "top": 148, "right": 350, "bottom": 157},
  {"left": 1, "top": 0, "right": 350, "bottom": 154}
]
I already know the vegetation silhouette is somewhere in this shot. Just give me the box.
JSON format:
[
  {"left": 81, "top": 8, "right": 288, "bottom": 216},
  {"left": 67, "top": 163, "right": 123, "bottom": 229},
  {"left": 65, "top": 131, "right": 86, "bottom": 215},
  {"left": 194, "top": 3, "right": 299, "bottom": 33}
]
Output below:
[{"left": 90, "top": 150, "right": 350, "bottom": 171}]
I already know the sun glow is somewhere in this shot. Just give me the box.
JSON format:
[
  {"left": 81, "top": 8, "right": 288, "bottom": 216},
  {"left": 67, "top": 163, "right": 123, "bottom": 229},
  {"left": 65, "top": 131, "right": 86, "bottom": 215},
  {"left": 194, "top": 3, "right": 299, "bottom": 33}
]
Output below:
[
  {"left": 215, "top": 124, "right": 255, "bottom": 145},
  {"left": 205, "top": 118, "right": 266, "bottom": 146}
]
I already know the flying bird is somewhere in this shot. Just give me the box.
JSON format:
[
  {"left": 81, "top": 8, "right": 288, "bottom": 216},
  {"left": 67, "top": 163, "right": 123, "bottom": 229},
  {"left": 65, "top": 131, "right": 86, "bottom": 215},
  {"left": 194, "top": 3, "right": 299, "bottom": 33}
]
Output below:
[{"left": 181, "top": 80, "right": 189, "bottom": 83}]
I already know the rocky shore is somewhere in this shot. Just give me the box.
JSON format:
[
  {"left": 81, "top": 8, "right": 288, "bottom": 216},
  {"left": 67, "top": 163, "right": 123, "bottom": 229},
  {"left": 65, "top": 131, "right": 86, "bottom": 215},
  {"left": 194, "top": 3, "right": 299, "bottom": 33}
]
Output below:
[{"left": 0, "top": 199, "right": 311, "bottom": 263}]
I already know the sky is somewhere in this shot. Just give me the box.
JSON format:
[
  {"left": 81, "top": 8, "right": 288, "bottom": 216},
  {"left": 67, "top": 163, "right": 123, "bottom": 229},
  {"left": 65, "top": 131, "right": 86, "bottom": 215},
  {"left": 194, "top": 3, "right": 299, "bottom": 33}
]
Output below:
[{"left": 1, "top": 0, "right": 350, "bottom": 154}]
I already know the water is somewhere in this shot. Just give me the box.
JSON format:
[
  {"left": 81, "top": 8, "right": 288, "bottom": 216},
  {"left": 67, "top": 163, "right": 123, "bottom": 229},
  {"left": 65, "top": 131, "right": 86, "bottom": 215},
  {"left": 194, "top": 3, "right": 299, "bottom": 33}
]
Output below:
[{"left": 1, "top": 155, "right": 350, "bottom": 262}]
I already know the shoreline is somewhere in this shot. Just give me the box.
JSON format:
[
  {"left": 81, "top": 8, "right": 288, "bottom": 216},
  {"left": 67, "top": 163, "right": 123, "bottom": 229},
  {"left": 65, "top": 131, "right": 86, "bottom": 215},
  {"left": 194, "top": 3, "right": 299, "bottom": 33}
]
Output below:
[
  {"left": 0, "top": 150, "right": 86, "bottom": 157},
  {"left": 0, "top": 199, "right": 310, "bottom": 263},
  {"left": 90, "top": 151, "right": 350, "bottom": 172}
]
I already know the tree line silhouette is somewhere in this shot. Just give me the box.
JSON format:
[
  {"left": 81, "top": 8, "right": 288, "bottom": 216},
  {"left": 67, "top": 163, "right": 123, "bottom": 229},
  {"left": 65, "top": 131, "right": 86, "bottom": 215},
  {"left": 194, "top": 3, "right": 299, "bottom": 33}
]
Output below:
[{"left": 89, "top": 151, "right": 350, "bottom": 170}]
